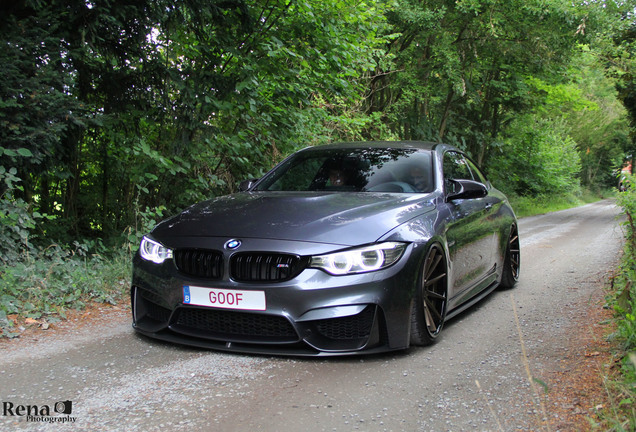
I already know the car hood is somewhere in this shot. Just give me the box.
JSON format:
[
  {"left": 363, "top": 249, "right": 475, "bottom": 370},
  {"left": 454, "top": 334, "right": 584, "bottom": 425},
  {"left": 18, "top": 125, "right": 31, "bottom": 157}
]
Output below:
[{"left": 152, "top": 191, "right": 436, "bottom": 246}]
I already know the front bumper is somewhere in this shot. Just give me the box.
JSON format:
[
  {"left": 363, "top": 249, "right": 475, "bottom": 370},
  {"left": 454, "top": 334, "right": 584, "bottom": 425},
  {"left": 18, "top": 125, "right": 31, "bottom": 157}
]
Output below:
[
  {"left": 133, "top": 289, "right": 387, "bottom": 356},
  {"left": 131, "top": 240, "right": 422, "bottom": 356}
]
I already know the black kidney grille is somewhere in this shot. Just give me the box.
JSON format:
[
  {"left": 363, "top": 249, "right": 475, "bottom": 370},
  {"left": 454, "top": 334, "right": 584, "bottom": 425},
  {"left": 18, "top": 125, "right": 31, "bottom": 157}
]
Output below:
[
  {"left": 174, "top": 308, "right": 298, "bottom": 341},
  {"left": 174, "top": 249, "right": 223, "bottom": 279},
  {"left": 231, "top": 253, "right": 307, "bottom": 282},
  {"left": 315, "top": 306, "right": 375, "bottom": 340}
]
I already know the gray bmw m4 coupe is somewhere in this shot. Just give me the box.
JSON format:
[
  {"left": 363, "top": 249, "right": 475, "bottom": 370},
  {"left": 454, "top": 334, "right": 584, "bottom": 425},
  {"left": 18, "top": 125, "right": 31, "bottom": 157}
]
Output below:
[{"left": 131, "top": 141, "right": 520, "bottom": 356}]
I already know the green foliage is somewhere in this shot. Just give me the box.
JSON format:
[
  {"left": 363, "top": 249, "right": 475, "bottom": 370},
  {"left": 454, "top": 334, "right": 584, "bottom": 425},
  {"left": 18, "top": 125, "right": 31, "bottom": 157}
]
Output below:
[
  {"left": 616, "top": 174, "right": 636, "bottom": 256},
  {"left": 525, "top": 75, "right": 599, "bottom": 117},
  {"left": 130, "top": 205, "right": 168, "bottom": 247},
  {"left": 603, "top": 173, "right": 636, "bottom": 430},
  {"left": 0, "top": 147, "right": 47, "bottom": 264},
  {"left": 370, "top": 0, "right": 582, "bottom": 165},
  {"left": 0, "top": 196, "right": 36, "bottom": 264},
  {"left": 544, "top": 48, "right": 630, "bottom": 190},
  {"left": 0, "top": 0, "right": 391, "bottom": 245},
  {"left": 0, "top": 245, "right": 130, "bottom": 338},
  {"left": 488, "top": 116, "right": 582, "bottom": 196},
  {"left": 587, "top": 0, "right": 636, "bottom": 194},
  {"left": 507, "top": 192, "right": 593, "bottom": 219}
]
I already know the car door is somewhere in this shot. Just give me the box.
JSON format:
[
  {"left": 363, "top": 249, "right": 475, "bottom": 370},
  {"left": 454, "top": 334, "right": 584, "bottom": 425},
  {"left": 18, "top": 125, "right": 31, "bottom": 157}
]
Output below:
[{"left": 443, "top": 151, "right": 498, "bottom": 304}]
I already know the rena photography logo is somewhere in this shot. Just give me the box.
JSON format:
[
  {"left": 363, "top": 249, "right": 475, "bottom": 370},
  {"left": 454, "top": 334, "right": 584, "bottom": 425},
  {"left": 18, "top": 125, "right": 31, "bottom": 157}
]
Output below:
[{"left": 3, "top": 400, "right": 77, "bottom": 424}]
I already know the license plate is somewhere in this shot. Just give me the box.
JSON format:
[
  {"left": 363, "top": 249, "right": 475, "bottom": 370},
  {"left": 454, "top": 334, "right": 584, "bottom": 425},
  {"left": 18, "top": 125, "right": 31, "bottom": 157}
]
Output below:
[{"left": 183, "top": 286, "right": 266, "bottom": 311}]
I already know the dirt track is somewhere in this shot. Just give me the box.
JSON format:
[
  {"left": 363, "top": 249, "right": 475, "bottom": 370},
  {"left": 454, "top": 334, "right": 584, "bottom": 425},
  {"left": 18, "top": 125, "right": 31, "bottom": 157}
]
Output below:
[{"left": 0, "top": 200, "right": 623, "bottom": 431}]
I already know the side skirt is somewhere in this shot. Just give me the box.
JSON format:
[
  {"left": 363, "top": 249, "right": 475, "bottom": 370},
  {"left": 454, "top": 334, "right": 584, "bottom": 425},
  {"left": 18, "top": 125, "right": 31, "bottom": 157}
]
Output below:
[{"left": 445, "top": 281, "right": 499, "bottom": 321}]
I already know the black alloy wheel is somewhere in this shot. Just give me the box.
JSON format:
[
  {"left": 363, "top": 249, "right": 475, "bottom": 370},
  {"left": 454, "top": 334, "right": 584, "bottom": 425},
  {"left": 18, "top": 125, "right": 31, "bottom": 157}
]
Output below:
[
  {"left": 410, "top": 244, "right": 448, "bottom": 346},
  {"left": 499, "top": 224, "right": 520, "bottom": 289}
]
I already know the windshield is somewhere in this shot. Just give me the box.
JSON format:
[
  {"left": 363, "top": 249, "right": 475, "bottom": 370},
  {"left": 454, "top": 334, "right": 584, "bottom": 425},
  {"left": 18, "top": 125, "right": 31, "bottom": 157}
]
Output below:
[{"left": 255, "top": 147, "right": 434, "bottom": 193}]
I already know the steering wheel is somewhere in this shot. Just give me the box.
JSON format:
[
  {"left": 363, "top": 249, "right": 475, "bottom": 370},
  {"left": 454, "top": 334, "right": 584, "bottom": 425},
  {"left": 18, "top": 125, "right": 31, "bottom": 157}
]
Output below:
[{"left": 366, "top": 181, "right": 417, "bottom": 193}]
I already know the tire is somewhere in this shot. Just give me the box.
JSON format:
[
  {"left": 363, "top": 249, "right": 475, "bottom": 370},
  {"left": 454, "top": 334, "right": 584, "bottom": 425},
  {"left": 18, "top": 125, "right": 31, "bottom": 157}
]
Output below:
[
  {"left": 499, "top": 224, "right": 520, "bottom": 289},
  {"left": 410, "top": 244, "right": 448, "bottom": 346}
]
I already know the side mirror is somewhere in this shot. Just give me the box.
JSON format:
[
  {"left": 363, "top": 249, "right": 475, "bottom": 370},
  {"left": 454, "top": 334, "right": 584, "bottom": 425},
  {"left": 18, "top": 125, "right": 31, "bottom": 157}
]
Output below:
[
  {"left": 239, "top": 178, "right": 259, "bottom": 192},
  {"left": 446, "top": 179, "right": 488, "bottom": 201}
]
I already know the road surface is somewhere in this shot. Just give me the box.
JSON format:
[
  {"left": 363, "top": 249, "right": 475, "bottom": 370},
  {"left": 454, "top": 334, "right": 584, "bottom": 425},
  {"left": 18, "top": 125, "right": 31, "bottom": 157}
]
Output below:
[{"left": 0, "top": 200, "right": 624, "bottom": 431}]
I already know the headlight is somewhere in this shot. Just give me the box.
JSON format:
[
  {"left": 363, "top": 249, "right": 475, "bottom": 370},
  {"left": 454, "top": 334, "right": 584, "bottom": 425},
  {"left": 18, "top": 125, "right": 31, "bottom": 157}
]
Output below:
[
  {"left": 310, "top": 242, "right": 407, "bottom": 275},
  {"left": 139, "top": 236, "right": 173, "bottom": 264}
]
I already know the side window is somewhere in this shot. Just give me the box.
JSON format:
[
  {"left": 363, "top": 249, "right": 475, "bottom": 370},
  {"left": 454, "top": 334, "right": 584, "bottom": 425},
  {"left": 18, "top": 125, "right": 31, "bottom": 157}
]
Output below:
[
  {"left": 443, "top": 151, "right": 473, "bottom": 195},
  {"left": 443, "top": 152, "right": 473, "bottom": 181}
]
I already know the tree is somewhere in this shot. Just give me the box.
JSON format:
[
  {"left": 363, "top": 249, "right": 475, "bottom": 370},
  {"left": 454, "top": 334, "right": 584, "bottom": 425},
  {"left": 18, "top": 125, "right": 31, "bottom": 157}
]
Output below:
[
  {"left": 0, "top": 0, "right": 388, "bottom": 244},
  {"left": 488, "top": 116, "right": 582, "bottom": 196},
  {"left": 585, "top": 0, "right": 636, "bottom": 171},
  {"left": 366, "top": 0, "right": 582, "bottom": 166},
  {"left": 0, "top": 0, "right": 163, "bottom": 239}
]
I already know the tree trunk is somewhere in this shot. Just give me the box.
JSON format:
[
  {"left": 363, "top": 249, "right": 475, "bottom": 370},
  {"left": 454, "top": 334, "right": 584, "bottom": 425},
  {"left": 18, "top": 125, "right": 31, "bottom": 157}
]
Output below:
[
  {"left": 438, "top": 88, "right": 455, "bottom": 140},
  {"left": 63, "top": 126, "right": 83, "bottom": 237}
]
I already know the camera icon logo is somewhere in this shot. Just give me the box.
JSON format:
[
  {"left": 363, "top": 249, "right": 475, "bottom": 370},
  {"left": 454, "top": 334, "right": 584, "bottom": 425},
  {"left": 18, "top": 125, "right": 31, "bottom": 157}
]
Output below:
[{"left": 54, "top": 401, "right": 72, "bottom": 415}]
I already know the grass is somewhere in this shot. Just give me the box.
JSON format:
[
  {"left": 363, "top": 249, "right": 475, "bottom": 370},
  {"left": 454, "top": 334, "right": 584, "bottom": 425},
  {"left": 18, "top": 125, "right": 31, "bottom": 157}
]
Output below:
[{"left": 509, "top": 188, "right": 612, "bottom": 218}]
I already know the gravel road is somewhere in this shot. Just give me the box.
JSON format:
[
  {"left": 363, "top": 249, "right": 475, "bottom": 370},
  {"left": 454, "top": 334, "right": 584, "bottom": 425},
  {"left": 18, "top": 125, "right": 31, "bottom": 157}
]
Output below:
[{"left": 0, "top": 200, "right": 624, "bottom": 432}]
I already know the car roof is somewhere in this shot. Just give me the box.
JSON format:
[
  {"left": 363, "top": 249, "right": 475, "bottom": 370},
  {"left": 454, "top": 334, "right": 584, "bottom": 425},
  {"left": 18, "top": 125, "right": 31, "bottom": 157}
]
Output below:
[
  {"left": 299, "top": 141, "right": 464, "bottom": 157},
  {"left": 297, "top": 141, "right": 452, "bottom": 153}
]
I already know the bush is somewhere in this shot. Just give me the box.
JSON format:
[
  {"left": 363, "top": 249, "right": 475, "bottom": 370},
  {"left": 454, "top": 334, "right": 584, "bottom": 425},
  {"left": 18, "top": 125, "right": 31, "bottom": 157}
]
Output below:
[
  {"left": 616, "top": 174, "right": 636, "bottom": 256},
  {"left": 0, "top": 159, "right": 135, "bottom": 337},
  {"left": 488, "top": 116, "right": 582, "bottom": 197},
  {"left": 0, "top": 243, "right": 131, "bottom": 337},
  {"left": 604, "top": 173, "right": 636, "bottom": 430}
]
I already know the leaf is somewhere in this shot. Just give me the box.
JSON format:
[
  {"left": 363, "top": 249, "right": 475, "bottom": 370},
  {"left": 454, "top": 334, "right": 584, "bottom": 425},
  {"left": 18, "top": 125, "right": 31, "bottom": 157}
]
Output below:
[
  {"left": 618, "top": 281, "right": 633, "bottom": 313},
  {"left": 532, "top": 377, "right": 549, "bottom": 394},
  {"left": 17, "top": 148, "right": 33, "bottom": 157}
]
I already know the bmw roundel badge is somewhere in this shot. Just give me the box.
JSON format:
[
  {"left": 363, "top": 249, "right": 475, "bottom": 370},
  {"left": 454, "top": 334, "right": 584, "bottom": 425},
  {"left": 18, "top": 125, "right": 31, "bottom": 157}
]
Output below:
[{"left": 225, "top": 239, "right": 241, "bottom": 250}]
